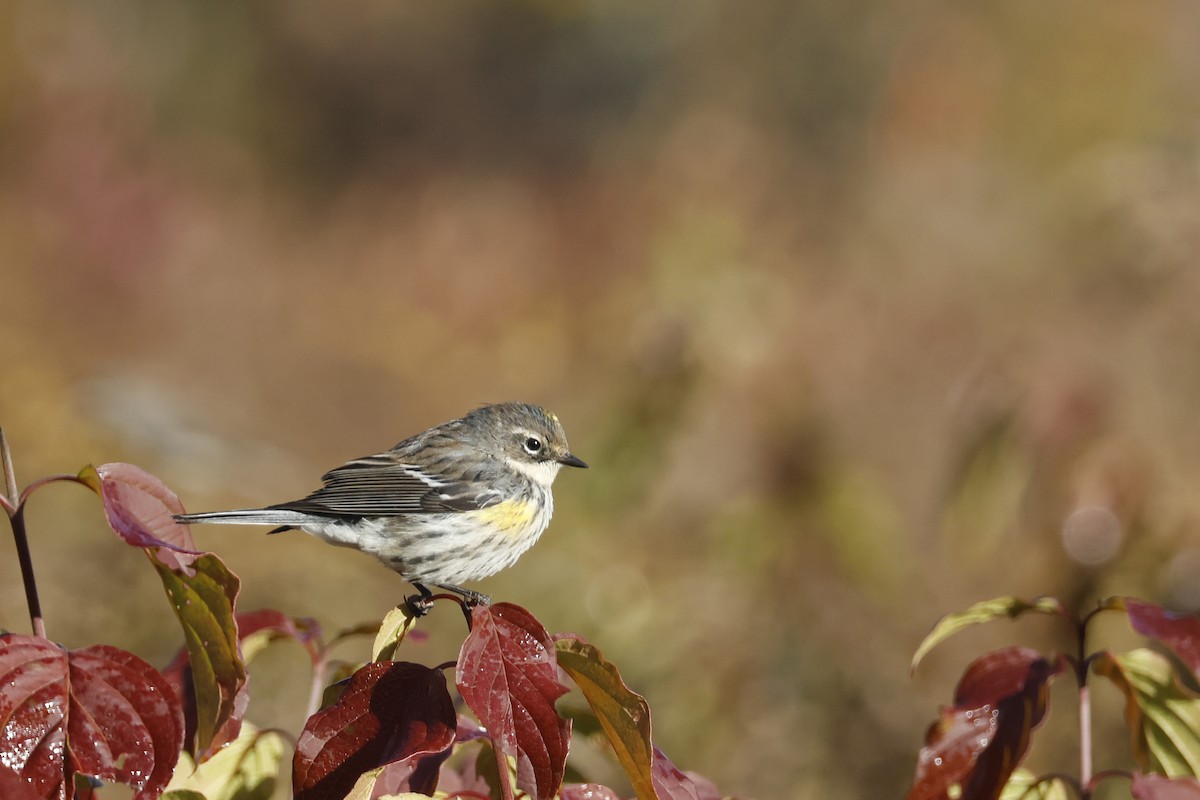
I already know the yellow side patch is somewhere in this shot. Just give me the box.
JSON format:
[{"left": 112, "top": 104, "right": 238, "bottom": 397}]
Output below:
[{"left": 475, "top": 498, "right": 538, "bottom": 535}]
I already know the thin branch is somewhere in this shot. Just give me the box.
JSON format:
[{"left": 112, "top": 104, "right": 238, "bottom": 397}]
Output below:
[
  {"left": 1079, "top": 684, "right": 1093, "bottom": 792},
  {"left": 1, "top": 430, "right": 46, "bottom": 638},
  {"left": 0, "top": 428, "right": 17, "bottom": 508},
  {"left": 10, "top": 507, "right": 46, "bottom": 639},
  {"left": 1076, "top": 613, "right": 1093, "bottom": 796}
]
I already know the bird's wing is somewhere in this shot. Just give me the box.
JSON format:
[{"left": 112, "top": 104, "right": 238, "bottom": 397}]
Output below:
[{"left": 268, "top": 453, "right": 503, "bottom": 518}]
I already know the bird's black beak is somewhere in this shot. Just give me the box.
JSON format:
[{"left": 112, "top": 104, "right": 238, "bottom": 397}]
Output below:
[{"left": 558, "top": 453, "right": 588, "bottom": 469}]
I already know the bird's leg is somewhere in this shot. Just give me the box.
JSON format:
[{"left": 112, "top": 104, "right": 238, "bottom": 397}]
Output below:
[{"left": 435, "top": 582, "right": 491, "bottom": 607}]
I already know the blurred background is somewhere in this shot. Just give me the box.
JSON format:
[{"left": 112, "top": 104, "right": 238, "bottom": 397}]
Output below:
[{"left": 2, "top": 1, "right": 1200, "bottom": 797}]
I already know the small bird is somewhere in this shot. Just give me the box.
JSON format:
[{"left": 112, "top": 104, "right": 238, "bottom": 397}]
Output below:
[{"left": 173, "top": 403, "right": 586, "bottom": 606}]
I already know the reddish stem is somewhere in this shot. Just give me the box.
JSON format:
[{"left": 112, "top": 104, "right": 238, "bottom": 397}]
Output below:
[
  {"left": 19, "top": 473, "right": 87, "bottom": 505},
  {"left": 410, "top": 591, "right": 475, "bottom": 629},
  {"left": 492, "top": 735, "right": 516, "bottom": 800},
  {"left": 1079, "top": 684, "right": 1092, "bottom": 792},
  {"left": 430, "top": 592, "right": 476, "bottom": 629},
  {"left": 1076, "top": 606, "right": 1107, "bottom": 799},
  {"left": 306, "top": 655, "right": 330, "bottom": 720}
]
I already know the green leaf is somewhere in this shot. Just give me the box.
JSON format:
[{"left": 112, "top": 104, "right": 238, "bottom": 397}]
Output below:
[
  {"left": 165, "top": 722, "right": 285, "bottom": 800},
  {"left": 1000, "top": 769, "right": 1072, "bottom": 800},
  {"left": 154, "top": 552, "right": 247, "bottom": 758},
  {"left": 372, "top": 605, "right": 420, "bottom": 662},
  {"left": 1094, "top": 648, "right": 1200, "bottom": 776},
  {"left": 342, "top": 767, "right": 435, "bottom": 800},
  {"left": 912, "top": 597, "right": 1066, "bottom": 672},
  {"left": 161, "top": 792, "right": 209, "bottom": 800},
  {"left": 555, "top": 637, "right": 655, "bottom": 800}
]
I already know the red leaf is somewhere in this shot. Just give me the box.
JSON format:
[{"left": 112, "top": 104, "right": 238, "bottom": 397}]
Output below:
[
  {"left": 0, "top": 637, "right": 67, "bottom": 798},
  {"left": 0, "top": 635, "right": 184, "bottom": 800},
  {"left": 1133, "top": 774, "right": 1200, "bottom": 799},
  {"left": 293, "top": 661, "right": 456, "bottom": 800},
  {"left": 456, "top": 603, "right": 571, "bottom": 800},
  {"left": 68, "top": 645, "right": 184, "bottom": 799},
  {"left": 651, "top": 746, "right": 722, "bottom": 800},
  {"left": 907, "top": 646, "right": 1062, "bottom": 800},
  {"left": 0, "top": 766, "right": 44, "bottom": 800},
  {"left": 81, "top": 463, "right": 202, "bottom": 572},
  {"left": 562, "top": 784, "right": 623, "bottom": 800},
  {"left": 1124, "top": 598, "right": 1200, "bottom": 675}
]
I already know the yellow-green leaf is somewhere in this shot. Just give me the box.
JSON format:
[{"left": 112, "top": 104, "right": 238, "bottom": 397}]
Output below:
[
  {"left": 343, "top": 767, "right": 434, "bottom": 800},
  {"left": 1095, "top": 648, "right": 1200, "bottom": 776},
  {"left": 154, "top": 552, "right": 246, "bottom": 757},
  {"left": 165, "top": 723, "right": 285, "bottom": 800},
  {"left": 912, "top": 597, "right": 1066, "bottom": 673},
  {"left": 1000, "top": 768, "right": 1071, "bottom": 800},
  {"left": 372, "top": 605, "right": 420, "bottom": 662},
  {"left": 555, "top": 637, "right": 655, "bottom": 800}
]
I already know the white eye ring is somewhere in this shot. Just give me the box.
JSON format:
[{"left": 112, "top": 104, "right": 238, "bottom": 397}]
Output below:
[{"left": 523, "top": 437, "right": 543, "bottom": 455}]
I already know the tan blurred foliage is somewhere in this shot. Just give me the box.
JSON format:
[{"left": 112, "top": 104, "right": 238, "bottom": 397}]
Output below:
[{"left": 2, "top": 2, "right": 1200, "bottom": 797}]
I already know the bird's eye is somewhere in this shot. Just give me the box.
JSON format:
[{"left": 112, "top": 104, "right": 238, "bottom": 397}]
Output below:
[{"left": 523, "top": 437, "right": 543, "bottom": 455}]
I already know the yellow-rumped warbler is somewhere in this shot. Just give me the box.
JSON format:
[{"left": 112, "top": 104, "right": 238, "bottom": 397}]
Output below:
[{"left": 173, "top": 403, "right": 586, "bottom": 605}]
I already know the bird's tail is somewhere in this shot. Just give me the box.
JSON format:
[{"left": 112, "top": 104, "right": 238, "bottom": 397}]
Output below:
[{"left": 173, "top": 509, "right": 314, "bottom": 529}]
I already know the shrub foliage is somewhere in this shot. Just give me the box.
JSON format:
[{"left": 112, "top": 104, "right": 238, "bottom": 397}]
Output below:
[{"left": 0, "top": 441, "right": 725, "bottom": 800}]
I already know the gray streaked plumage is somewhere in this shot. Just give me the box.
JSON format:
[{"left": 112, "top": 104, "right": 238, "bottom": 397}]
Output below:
[{"left": 173, "top": 402, "right": 586, "bottom": 602}]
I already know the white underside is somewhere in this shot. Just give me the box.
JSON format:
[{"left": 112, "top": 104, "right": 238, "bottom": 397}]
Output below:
[
  {"left": 179, "top": 472, "right": 561, "bottom": 586},
  {"left": 300, "top": 495, "right": 554, "bottom": 586}
]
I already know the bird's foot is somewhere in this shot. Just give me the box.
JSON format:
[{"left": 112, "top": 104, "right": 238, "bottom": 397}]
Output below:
[{"left": 404, "top": 583, "right": 436, "bottom": 617}]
